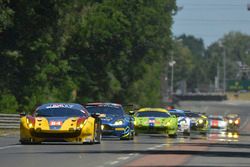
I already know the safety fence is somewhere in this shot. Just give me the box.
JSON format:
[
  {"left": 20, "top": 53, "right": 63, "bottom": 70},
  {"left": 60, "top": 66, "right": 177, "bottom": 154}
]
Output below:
[
  {"left": 0, "top": 114, "right": 20, "bottom": 129},
  {"left": 175, "top": 94, "right": 227, "bottom": 101}
]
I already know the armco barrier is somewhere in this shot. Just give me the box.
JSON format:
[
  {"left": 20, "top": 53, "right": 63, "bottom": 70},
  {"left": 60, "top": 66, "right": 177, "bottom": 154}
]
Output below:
[
  {"left": 0, "top": 113, "right": 20, "bottom": 129},
  {"left": 175, "top": 94, "right": 227, "bottom": 101}
]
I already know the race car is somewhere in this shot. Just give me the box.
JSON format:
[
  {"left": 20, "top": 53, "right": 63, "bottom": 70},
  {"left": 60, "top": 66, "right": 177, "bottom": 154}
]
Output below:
[
  {"left": 225, "top": 113, "right": 240, "bottom": 131},
  {"left": 208, "top": 115, "right": 227, "bottom": 130},
  {"left": 184, "top": 110, "right": 208, "bottom": 134},
  {"left": 169, "top": 109, "right": 191, "bottom": 135},
  {"left": 85, "top": 103, "right": 134, "bottom": 140},
  {"left": 20, "top": 103, "right": 101, "bottom": 144},
  {"left": 134, "top": 108, "right": 178, "bottom": 137}
]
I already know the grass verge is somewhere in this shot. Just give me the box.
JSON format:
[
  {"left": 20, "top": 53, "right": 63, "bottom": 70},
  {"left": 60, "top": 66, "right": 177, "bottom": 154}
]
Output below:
[{"left": 0, "top": 129, "right": 19, "bottom": 137}]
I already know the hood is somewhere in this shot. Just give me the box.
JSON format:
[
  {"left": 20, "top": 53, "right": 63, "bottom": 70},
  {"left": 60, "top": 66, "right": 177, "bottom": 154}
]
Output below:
[
  {"left": 135, "top": 117, "right": 171, "bottom": 127},
  {"left": 100, "top": 114, "right": 124, "bottom": 124},
  {"left": 178, "top": 117, "right": 190, "bottom": 124},
  {"left": 190, "top": 117, "right": 198, "bottom": 123},
  {"left": 42, "top": 117, "right": 78, "bottom": 130}
]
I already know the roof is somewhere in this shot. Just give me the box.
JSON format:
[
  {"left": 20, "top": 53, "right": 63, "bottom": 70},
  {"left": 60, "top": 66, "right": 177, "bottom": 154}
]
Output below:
[
  {"left": 37, "top": 103, "right": 84, "bottom": 110},
  {"left": 85, "top": 102, "right": 122, "bottom": 108},
  {"left": 208, "top": 115, "right": 224, "bottom": 118},
  {"left": 138, "top": 108, "right": 169, "bottom": 113},
  {"left": 169, "top": 109, "right": 185, "bottom": 113}
]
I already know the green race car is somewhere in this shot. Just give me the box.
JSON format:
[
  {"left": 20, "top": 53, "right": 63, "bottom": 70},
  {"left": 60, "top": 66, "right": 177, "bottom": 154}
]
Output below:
[
  {"left": 134, "top": 108, "right": 178, "bottom": 137},
  {"left": 184, "top": 110, "right": 208, "bottom": 134}
]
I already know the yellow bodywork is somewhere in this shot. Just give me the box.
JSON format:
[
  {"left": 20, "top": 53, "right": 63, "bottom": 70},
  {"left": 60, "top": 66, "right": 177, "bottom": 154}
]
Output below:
[
  {"left": 20, "top": 116, "right": 96, "bottom": 143},
  {"left": 138, "top": 108, "right": 170, "bottom": 113}
]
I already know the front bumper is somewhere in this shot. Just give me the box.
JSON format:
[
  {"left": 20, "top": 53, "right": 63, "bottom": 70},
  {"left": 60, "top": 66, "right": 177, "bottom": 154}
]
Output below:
[
  {"left": 135, "top": 125, "right": 175, "bottom": 134},
  {"left": 101, "top": 124, "right": 131, "bottom": 138},
  {"left": 30, "top": 129, "right": 82, "bottom": 138},
  {"left": 178, "top": 124, "right": 190, "bottom": 132}
]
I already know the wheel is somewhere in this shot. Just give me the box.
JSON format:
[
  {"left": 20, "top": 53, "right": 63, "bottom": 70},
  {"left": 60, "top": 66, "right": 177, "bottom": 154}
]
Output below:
[
  {"left": 183, "top": 131, "right": 190, "bottom": 136},
  {"left": 20, "top": 139, "right": 41, "bottom": 145},
  {"left": 169, "top": 133, "right": 177, "bottom": 138},
  {"left": 200, "top": 131, "right": 207, "bottom": 136},
  {"left": 120, "top": 131, "right": 133, "bottom": 140},
  {"left": 94, "top": 122, "right": 102, "bottom": 144},
  {"left": 20, "top": 140, "right": 31, "bottom": 145},
  {"left": 130, "top": 131, "right": 134, "bottom": 140}
]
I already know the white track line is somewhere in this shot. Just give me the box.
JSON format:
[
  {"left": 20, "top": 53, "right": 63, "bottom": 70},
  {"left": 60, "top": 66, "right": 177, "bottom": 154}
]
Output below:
[
  {"left": 109, "top": 161, "right": 119, "bottom": 165},
  {"left": 0, "top": 145, "right": 22, "bottom": 150},
  {"left": 117, "top": 156, "right": 130, "bottom": 160},
  {"left": 240, "top": 115, "right": 249, "bottom": 131}
]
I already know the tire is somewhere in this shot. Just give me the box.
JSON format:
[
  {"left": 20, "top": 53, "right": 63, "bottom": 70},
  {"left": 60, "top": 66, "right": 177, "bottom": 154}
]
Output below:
[
  {"left": 20, "top": 140, "right": 31, "bottom": 145},
  {"left": 94, "top": 122, "right": 102, "bottom": 144},
  {"left": 120, "top": 131, "right": 133, "bottom": 140},
  {"left": 200, "top": 131, "right": 207, "bottom": 136},
  {"left": 169, "top": 133, "right": 177, "bottom": 138},
  {"left": 130, "top": 131, "right": 134, "bottom": 140},
  {"left": 20, "top": 139, "right": 41, "bottom": 145},
  {"left": 183, "top": 131, "right": 190, "bottom": 136}
]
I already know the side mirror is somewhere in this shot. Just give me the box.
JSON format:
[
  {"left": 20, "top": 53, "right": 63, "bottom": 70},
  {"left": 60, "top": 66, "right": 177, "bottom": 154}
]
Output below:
[
  {"left": 171, "top": 115, "right": 176, "bottom": 118},
  {"left": 19, "top": 112, "right": 26, "bottom": 117},
  {"left": 91, "top": 113, "right": 100, "bottom": 118},
  {"left": 128, "top": 111, "right": 135, "bottom": 115}
]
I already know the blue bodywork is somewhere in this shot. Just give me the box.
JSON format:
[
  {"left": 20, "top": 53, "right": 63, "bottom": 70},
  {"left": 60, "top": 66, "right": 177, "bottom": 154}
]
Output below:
[{"left": 85, "top": 103, "right": 134, "bottom": 139}]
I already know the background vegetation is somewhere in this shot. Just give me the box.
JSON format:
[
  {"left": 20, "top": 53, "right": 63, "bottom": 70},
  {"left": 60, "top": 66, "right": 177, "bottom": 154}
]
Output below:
[{"left": 1, "top": 0, "right": 250, "bottom": 113}]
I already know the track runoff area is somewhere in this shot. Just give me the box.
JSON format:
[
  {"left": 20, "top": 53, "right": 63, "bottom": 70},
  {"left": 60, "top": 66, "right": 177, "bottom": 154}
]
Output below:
[{"left": 0, "top": 101, "right": 250, "bottom": 167}]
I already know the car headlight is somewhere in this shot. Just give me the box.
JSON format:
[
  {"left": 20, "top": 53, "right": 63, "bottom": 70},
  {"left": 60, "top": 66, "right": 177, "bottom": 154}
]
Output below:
[
  {"left": 101, "top": 125, "right": 104, "bottom": 130},
  {"left": 229, "top": 119, "right": 233, "bottom": 124},
  {"left": 198, "top": 119, "right": 203, "bottom": 124},
  {"left": 166, "top": 122, "right": 171, "bottom": 126},
  {"left": 234, "top": 119, "right": 239, "bottom": 125},
  {"left": 179, "top": 120, "right": 186, "bottom": 124},
  {"left": 114, "top": 120, "right": 124, "bottom": 125}
]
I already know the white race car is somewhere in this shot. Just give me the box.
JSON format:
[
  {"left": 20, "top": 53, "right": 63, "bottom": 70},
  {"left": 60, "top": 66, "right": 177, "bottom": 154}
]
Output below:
[
  {"left": 208, "top": 115, "right": 227, "bottom": 130},
  {"left": 169, "top": 109, "right": 191, "bottom": 135}
]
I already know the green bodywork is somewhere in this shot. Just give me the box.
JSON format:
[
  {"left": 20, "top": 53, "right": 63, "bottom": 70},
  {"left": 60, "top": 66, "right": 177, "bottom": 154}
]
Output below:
[
  {"left": 134, "top": 116, "right": 178, "bottom": 135},
  {"left": 190, "top": 116, "right": 209, "bottom": 134}
]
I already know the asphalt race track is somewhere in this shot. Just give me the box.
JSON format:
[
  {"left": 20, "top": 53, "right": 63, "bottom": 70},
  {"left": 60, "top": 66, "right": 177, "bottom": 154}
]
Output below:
[{"left": 1, "top": 101, "right": 250, "bottom": 167}]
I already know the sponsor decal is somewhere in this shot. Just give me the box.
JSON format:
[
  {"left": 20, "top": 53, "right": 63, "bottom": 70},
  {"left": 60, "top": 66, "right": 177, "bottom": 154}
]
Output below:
[{"left": 46, "top": 104, "right": 74, "bottom": 109}]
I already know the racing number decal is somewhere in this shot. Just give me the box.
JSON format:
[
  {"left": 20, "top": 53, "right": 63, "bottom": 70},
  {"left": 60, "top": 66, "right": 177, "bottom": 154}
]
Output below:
[
  {"left": 212, "top": 120, "right": 218, "bottom": 127},
  {"left": 50, "top": 121, "right": 62, "bottom": 126}
]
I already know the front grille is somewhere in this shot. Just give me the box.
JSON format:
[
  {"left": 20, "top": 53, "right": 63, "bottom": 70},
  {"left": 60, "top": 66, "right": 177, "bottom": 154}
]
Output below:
[
  {"left": 31, "top": 130, "right": 81, "bottom": 138},
  {"left": 102, "top": 124, "right": 114, "bottom": 131}
]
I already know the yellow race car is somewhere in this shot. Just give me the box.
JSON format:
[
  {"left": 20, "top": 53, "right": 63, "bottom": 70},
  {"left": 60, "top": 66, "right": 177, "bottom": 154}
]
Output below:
[{"left": 20, "top": 103, "right": 101, "bottom": 144}]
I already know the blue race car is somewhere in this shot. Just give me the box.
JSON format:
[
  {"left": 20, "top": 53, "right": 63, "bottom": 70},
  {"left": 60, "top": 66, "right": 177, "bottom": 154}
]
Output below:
[{"left": 85, "top": 103, "right": 134, "bottom": 140}]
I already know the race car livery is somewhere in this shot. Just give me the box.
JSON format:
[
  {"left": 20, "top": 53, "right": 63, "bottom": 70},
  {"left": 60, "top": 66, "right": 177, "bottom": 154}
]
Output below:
[
  {"left": 134, "top": 108, "right": 178, "bottom": 137},
  {"left": 20, "top": 103, "right": 101, "bottom": 144},
  {"left": 169, "top": 109, "right": 191, "bottom": 135},
  {"left": 225, "top": 113, "right": 240, "bottom": 131},
  {"left": 208, "top": 115, "right": 227, "bottom": 130},
  {"left": 184, "top": 110, "right": 208, "bottom": 134},
  {"left": 85, "top": 103, "right": 134, "bottom": 140}
]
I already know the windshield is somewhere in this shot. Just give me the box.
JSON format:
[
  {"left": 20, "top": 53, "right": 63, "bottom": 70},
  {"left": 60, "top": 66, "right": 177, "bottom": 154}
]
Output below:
[
  {"left": 136, "top": 111, "right": 170, "bottom": 118},
  {"left": 86, "top": 106, "right": 124, "bottom": 116},
  {"left": 209, "top": 117, "right": 223, "bottom": 121},
  {"left": 170, "top": 112, "right": 185, "bottom": 117},
  {"left": 185, "top": 112, "right": 200, "bottom": 118},
  {"left": 35, "top": 108, "right": 86, "bottom": 117}
]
